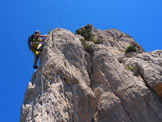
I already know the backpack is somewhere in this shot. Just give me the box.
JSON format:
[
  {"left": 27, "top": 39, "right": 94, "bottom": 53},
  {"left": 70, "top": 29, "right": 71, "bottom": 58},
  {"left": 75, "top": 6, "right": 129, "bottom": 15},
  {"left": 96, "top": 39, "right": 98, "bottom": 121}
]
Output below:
[{"left": 28, "top": 34, "right": 34, "bottom": 49}]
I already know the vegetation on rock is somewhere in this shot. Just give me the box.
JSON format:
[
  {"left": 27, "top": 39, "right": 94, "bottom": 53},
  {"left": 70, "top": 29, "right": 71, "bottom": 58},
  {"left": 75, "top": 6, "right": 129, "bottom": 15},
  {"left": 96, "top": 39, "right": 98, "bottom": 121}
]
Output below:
[
  {"left": 80, "top": 38, "right": 93, "bottom": 53},
  {"left": 125, "top": 45, "right": 137, "bottom": 53},
  {"left": 76, "top": 24, "right": 101, "bottom": 44},
  {"left": 126, "top": 65, "right": 135, "bottom": 72}
]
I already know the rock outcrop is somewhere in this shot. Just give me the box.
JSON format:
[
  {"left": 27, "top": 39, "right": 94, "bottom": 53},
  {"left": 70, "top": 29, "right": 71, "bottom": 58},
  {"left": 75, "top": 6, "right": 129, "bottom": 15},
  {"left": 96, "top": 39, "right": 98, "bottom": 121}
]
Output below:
[{"left": 21, "top": 25, "right": 162, "bottom": 122}]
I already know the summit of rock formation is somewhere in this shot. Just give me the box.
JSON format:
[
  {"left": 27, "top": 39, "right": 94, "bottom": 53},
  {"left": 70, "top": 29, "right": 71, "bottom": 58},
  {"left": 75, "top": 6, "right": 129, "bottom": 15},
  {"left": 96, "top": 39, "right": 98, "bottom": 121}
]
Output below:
[{"left": 21, "top": 24, "right": 162, "bottom": 122}]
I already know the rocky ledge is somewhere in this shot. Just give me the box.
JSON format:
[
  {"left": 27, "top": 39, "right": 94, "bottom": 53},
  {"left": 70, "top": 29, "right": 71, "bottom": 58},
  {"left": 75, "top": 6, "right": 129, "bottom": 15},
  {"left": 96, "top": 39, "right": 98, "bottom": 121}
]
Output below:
[{"left": 21, "top": 25, "right": 162, "bottom": 122}]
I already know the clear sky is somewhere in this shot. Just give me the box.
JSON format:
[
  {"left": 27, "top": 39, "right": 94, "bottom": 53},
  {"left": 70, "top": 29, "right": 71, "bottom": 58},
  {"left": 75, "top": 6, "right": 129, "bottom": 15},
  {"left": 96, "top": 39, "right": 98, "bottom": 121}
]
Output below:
[{"left": 0, "top": 0, "right": 162, "bottom": 121}]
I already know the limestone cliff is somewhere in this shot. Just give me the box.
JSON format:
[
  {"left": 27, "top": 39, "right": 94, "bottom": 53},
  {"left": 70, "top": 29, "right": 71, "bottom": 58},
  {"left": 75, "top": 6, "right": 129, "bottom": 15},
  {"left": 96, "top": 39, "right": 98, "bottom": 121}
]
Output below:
[{"left": 21, "top": 25, "right": 162, "bottom": 122}]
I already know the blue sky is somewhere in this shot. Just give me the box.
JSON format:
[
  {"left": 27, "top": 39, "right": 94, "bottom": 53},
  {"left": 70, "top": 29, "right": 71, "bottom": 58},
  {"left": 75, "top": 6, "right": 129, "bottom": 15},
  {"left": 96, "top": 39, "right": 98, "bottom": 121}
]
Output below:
[{"left": 0, "top": 0, "right": 162, "bottom": 121}]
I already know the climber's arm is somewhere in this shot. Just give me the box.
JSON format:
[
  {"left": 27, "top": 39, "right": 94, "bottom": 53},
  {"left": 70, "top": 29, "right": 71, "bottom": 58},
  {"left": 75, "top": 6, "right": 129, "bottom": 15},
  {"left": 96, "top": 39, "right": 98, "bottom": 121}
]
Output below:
[
  {"left": 39, "top": 34, "right": 47, "bottom": 42},
  {"left": 39, "top": 34, "right": 48, "bottom": 37}
]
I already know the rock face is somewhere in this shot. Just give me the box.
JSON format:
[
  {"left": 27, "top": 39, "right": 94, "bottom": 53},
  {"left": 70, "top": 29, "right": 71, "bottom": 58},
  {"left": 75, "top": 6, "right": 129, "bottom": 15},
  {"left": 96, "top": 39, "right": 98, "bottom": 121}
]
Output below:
[{"left": 21, "top": 25, "right": 162, "bottom": 122}]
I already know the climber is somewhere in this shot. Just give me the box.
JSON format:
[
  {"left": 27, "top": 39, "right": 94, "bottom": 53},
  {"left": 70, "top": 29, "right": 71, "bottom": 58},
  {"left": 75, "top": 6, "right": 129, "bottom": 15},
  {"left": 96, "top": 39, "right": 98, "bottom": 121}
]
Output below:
[{"left": 28, "top": 30, "right": 47, "bottom": 69}]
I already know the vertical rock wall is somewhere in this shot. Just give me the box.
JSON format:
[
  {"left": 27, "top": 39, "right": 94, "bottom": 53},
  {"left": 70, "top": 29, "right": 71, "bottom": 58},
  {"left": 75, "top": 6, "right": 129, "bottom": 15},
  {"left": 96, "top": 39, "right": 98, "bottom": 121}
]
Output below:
[{"left": 21, "top": 25, "right": 162, "bottom": 122}]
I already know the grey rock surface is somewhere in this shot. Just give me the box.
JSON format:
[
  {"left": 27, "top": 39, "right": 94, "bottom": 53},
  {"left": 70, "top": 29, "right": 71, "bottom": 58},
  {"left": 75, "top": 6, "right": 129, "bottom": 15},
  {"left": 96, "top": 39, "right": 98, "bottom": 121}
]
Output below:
[
  {"left": 124, "top": 50, "right": 162, "bottom": 98},
  {"left": 21, "top": 25, "right": 162, "bottom": 122}
]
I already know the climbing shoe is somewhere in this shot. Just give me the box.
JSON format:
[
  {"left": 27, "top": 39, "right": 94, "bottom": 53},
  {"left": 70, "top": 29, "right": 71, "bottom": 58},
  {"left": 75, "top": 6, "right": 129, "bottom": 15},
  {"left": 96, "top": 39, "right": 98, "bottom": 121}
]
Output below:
[{"left": 33, "top": 65, "right": 38, "bottom": 69}]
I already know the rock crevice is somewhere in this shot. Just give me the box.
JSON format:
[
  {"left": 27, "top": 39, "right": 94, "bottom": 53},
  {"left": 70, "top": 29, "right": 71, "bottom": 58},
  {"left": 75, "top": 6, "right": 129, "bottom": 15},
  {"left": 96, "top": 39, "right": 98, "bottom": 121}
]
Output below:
[{"left": 21, "top": 25, "right": 162, "bottom": 122}]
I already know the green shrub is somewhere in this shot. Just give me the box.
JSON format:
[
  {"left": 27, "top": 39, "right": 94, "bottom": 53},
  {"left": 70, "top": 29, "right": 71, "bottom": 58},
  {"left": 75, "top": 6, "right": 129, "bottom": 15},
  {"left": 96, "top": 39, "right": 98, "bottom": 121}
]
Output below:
[
  {"left": 76, "top": 25, "right": 92, "bottom": 40},
  {"left": 80, "top": 38, "right": 93, "bottom": 52},
  {"left": 125, "top": 45, "right": 137, "bottom": 53},
  {"left": 86, "top": 36, "right": 101, "bottom": 44},
  {"left": 126, "top": 65, "right": 135, "bottom": 71},
  {"left": 76, "top": 29, "right": 81, "bottom": 35},
  {"left": 93, "top": 39, "right": 101, "bottom": 44},
  {"left": 76, "top": 25, "right": 101, "bottom": 44},
  {"left": 82, "top": 29, "right": 91, "bottom": 40},
  {"left": 85, "top": 24, "right": 92, "bottom": 29}
]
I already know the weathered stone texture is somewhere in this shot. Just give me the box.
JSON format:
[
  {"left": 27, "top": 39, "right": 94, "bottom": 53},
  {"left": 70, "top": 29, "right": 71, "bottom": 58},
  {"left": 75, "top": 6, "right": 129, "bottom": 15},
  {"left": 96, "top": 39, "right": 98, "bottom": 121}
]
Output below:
[{"left": 21, "top": 25, "right": 162, "bottom": 122}]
